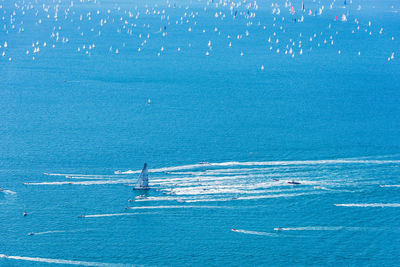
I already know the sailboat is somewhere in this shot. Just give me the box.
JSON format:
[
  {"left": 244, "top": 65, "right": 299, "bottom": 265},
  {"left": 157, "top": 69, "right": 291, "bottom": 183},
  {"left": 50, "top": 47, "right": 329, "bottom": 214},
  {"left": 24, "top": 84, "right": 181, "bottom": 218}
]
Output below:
[{"left": 133, "top": 163, "right": 150, "bottom": 190}]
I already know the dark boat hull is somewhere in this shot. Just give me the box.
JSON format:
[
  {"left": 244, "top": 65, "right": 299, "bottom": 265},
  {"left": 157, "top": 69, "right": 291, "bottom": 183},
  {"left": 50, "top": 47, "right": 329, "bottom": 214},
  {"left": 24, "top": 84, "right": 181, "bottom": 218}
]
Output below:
[{"left": 133, "top": 187, "right": 150, "bottom": 190}]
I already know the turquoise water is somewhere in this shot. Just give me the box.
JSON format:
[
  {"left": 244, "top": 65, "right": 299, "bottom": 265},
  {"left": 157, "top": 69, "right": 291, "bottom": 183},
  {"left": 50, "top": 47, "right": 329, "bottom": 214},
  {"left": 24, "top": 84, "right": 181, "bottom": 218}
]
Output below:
[{"left": 1, "top": 0, "right": 400, "bottom": 265}]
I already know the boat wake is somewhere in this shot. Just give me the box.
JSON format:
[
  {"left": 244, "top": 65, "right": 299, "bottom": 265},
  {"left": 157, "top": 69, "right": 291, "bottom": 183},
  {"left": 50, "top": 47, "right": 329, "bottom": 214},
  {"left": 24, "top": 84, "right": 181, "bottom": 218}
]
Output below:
[
  {"left": 274, "top": 226, "right": 365, "bottom": 231},
  {"left": 28, "top": 229, "right": 95, "bottom": 236},
  {"left": 44, "top": 173, "right": 113, "bottom": 177},
  {"left": 2, "top": 190, "right": 17, "bottom": 195},
  {"left": 232, "top": 229, "right": 278, "bottom": 236},
  {"left": 29, "top": 230, "right": 67, "bottom": 235},
  {"left": 0, "top": 254, "right": 127, "bottom": 266},
  {"left": 115, "top": 158, "right": 400, "bottom": 175},
  {"left": 79, "top": 212, "right": 158, "bottom": 218},
  {"left": 24, "top": 179, "right": 134, "bottom": 186},
  {"left": 125, "top": 205, "right": 231, "bottom": 210},
  {"left": 25, "top": 157, "right": 400, "bottom": 207},
  {"left": 334, "top": 203, "right": 400, "bottom": 207}
]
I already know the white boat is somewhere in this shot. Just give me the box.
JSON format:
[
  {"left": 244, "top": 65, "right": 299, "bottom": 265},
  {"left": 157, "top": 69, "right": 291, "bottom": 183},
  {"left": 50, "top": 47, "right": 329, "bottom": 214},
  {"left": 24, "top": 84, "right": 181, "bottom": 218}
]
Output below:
[{"left": 133, "top": 163, "right": 150, "bottom": 190}]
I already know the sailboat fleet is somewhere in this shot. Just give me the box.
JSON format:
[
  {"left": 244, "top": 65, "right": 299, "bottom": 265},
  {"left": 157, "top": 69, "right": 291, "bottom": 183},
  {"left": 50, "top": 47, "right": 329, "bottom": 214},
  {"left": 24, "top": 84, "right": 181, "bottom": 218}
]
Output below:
[{"left": 0, "top": 0, "right": 396, "bottom": 63}]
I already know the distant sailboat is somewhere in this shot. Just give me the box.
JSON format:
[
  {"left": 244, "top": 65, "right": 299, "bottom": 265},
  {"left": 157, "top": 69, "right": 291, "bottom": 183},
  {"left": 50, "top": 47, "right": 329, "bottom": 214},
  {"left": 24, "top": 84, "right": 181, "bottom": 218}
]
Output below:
[{"left": 133, "top": 163, "right": 150, "bottom": 190}]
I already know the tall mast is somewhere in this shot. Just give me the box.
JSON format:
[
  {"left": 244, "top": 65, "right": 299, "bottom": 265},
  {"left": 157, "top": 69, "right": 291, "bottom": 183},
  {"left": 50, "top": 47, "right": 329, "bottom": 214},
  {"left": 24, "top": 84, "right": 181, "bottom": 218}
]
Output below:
[{"left": 134, "top": 163, "right": 149, "bottom": 189}]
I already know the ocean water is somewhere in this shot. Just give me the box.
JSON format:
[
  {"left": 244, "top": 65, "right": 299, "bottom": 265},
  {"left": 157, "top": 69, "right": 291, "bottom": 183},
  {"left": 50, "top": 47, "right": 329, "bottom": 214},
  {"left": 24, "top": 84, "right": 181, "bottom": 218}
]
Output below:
[{"left": 1, "top": 0, "right": 400, "bottom": 265}]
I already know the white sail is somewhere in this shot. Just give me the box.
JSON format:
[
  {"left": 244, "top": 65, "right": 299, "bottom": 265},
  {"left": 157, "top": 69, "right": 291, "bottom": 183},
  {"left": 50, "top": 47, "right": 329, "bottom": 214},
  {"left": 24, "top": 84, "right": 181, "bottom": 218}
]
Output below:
[{"left": 134, "top": 163, "right": 149, "bottom": 189}]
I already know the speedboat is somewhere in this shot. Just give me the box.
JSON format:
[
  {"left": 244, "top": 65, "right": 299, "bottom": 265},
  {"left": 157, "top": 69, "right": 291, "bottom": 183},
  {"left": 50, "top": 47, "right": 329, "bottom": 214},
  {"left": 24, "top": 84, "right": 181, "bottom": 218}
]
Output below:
[
  {"left": 274, "top": 227, "right": 283, "bottom": 231},
  {"left": 28, "top": 232, "right": 35, "bottom": 236}
]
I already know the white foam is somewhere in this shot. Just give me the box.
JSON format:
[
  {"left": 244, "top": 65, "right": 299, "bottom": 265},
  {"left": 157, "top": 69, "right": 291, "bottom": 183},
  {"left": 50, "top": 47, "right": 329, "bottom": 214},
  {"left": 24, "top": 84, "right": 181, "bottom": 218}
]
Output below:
[
  {"left": 165, "top": 167, "right": 280, "bottom": 176},
  {"left": 183, "top": 198, "right": 234, "bottom": 203},
  {"left": 3, "top": 190, "right": 17, "bottom": 195},
  {"left": 334, "top": 203, "right": 400, "bottom": 207},
  {"left": 24, "top": 179, "right": 134, "bottom": 186},
  {"left": 80, "top": 212, "right": 157, "bottom": 218},
  {"left": 274, "top": 226, "right": 363, "bottom": 231},
  {"left": 150, "top": 175, "right": 246, "bottom": 184},
  {"left": 125, "top": 205, "right": 229, "bottom": 210},
  {"left": 67, "top": 176, "right": 114, "bottom": 180},
  {"left": 0, "top": 254, "right": 127, "bottom": 266},
  {"left": 152, "top": 174, "right": 311, "bottom": 186},
  {"left": 183, "top": 192, "right": 317, "bottom": 202},
  {"left": 29, "top": 229, "right": 94, "bottom": 235},
  {"left": 232, "top": 229, "right": 278, "bottom": 236},
  {"left": 116, "top": 159, "right": 400, "bottom": 174},
  {"left": 44, "top": 173, "right": 113, "bottom": 177},
  {"left": 132, "top": 196, "right": 187, "bottom": 202},
  {"left": 313, "top": 186, "right": 330, "bottom": 190},
  {"left": 237, "top": 192, "right": 321, "bottom": 200},
  {"left": 164, "top": 186, "right": 305, "bottom": 196},
  {"left": 380, "top": 185, "right": 400, "bottom": 188},
  {"left": 30, "top": 230, "right": 67, "bottom": 235},
  {"left": 44, "top": 173, "right": 72, "bottom": 176}
]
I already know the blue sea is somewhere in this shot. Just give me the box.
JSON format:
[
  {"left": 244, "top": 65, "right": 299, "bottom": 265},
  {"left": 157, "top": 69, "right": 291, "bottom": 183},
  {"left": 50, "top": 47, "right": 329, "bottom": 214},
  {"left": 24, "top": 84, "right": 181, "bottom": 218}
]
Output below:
[{"left": 1, "top": 0, "right": 400, "bottom": 265}]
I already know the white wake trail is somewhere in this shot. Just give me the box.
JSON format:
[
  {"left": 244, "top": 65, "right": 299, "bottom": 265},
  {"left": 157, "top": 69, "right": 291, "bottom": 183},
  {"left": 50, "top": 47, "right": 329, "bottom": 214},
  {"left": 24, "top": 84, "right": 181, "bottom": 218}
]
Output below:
[
  {"left": 334, "top": 203, "right": 400, "bottom": 207},
  {"left": 28, "top": 229, "right": 95, "bottom": 235},
  {"left": 115, "top": 159, "right": 400, "bottom": 174},
  {"left": 80, "top": 212, "right": 158, "bottom": 218},
  {"left": 237, "top": 192, "right": 322, "bottom": 200},
  {"left": 24, "top": 179, "right": 134, "bottom": 186},
  {"left": 273, "top": 226, "right": 364, "bottom": 231},
  {"left": 0, "top": 254, "right": 128, "bottom": 266},
  {"left": 30, "top": 230, "right": 67, "bottom": 235},
  {"left": 232, "top": 229, "right": 278, "bottom": 236},
  {"left": 125, "top": 205, "right": 230, "bottom": 210},
  {"left": 2, "top": 190, "right": 17, "bottom": 195},
  {"left": 181, "top": 192, "right": 320, "bottom": 203},
  {"left": 67, "top": 176, "right": 115, "bottom": 180},
  {"left": 44, "top": 173, "right": 116, "bottom": 177}
]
